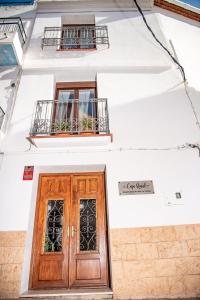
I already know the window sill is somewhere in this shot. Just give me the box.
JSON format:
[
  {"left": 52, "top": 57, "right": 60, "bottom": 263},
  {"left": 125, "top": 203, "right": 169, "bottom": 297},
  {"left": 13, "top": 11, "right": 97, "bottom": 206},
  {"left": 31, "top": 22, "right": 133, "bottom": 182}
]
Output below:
[{"left": 27, "top": 133, "right": 112, "bottom": 148}]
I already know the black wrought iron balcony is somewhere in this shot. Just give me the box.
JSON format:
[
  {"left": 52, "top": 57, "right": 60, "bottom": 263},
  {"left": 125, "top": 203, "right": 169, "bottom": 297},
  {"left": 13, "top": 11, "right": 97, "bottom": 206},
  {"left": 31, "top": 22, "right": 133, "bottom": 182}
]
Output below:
[
  {"left": 0, "top": 107, "right": 5, "bottom": 130},
  {"left": 30, "top": 99, "right": 110, "bottom": 136},
  {"left": 41, "top": 26, "right": 109, "bottom": 49},
  {"left": 0, "top": 17, "right": 26, "bottom": 47}
]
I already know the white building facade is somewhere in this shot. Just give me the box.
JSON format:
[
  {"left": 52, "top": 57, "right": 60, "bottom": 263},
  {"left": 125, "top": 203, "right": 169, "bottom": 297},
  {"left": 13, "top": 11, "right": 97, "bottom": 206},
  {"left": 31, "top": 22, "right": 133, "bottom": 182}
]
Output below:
[{"left": 0, "top": 0, "right": 200, "bottom": 298}]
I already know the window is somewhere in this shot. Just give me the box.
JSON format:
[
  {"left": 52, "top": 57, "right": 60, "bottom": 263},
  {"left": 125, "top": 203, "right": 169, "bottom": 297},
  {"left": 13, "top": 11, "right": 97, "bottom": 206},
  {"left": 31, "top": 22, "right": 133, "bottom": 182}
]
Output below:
[
  {"left": 53, "top": 82, "right": 97, "bottom": 134},
  {"left": 61, "top": 25, "right": 96, "bottom": 50}
]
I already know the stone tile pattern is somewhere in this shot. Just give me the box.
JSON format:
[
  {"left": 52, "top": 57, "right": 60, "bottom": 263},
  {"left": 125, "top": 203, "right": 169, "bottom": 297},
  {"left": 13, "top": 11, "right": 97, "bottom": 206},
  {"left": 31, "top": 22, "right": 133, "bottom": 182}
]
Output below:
[
  {"left": 155, "top": 0, "right": 200, "bottom": 22},
  {"left": 0, "top": 231, "right": 26, "bottom": 298},
  {"left": 111, "top": 224, "right": 200, "bottom": 299}
]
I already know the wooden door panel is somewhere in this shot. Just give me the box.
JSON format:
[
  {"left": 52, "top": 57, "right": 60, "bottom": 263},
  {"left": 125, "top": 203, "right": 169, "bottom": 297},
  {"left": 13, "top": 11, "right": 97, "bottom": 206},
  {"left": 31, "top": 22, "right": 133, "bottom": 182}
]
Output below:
[
  {"left": 69, "top": 174, "right": 108, "bottom": 288},
  {"left": 76, "top": 259, "right": 101, "bottom": 280},
  {"left": 88, "top": 178, "right": 98, "bottom": 192},
  {"left": 38, "top": 256, "right": 63, "bottom": 281},
  {"left": 30, "top": 175, "right": 71, "bottom": 289}
]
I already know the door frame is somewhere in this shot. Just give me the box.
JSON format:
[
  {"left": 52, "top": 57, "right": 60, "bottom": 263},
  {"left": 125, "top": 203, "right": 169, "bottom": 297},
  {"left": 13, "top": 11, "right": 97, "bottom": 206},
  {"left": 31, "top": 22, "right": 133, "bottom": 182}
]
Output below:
[{"left": 29, "top": 171, "right": 111, "bottom": 290}]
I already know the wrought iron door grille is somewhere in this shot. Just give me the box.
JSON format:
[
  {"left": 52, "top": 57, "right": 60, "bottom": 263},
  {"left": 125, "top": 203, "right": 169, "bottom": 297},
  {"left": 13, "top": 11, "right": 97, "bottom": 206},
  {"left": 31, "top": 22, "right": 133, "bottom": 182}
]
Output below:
[
  {"left": 0, "top": 107, "right": 5, "bottom": 130},
  {"left": 0, "top": 17, "right": 26, "bottom": 46},
  {"left": 41, "top": 26, "right": 109, "bottom": 49},
  {"left": 30, "top": 99, "right": 110, "bottom": 136}
]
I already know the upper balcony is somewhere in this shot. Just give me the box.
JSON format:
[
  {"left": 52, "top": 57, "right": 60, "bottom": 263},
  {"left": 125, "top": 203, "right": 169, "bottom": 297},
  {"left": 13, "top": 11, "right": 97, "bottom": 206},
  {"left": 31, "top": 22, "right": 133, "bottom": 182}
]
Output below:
[
  {"left": 41, "top": 25, "right": 109, "bottom": 50},
  {"left": 28, "top": 98, "right": 112, "bottom": 147},
  {"left": 0, "top": 18, "right": 26, "bottom": 66}
]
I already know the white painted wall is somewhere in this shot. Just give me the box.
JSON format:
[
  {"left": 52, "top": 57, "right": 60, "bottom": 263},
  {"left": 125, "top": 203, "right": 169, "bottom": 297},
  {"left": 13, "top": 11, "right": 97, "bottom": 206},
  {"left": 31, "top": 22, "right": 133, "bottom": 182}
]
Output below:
[{"left": 0, "top": 5, "right": 200, "bottom": 235}]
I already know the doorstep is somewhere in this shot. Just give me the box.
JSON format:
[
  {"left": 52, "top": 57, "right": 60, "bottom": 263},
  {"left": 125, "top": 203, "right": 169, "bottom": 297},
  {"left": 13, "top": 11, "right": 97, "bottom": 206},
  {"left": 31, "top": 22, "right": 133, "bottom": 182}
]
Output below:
[{"left": 20, "top": 288, "right": 113, "bottom": 299}]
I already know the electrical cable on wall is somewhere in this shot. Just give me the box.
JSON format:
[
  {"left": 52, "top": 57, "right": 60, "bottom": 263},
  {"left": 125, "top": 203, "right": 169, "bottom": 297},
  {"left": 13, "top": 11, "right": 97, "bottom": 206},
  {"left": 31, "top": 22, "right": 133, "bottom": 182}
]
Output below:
[
  {"left": 133, "top": 0, "right": 186, "bottom": 82},
  {"left": 133, "top": 0, "right": 200, "bottom": 133},
  {"left": 2, "top": 143, "right": 198, "bottom": 155},
  {"left": 2, "top": 142, "right": 200, "bottom": 157}
]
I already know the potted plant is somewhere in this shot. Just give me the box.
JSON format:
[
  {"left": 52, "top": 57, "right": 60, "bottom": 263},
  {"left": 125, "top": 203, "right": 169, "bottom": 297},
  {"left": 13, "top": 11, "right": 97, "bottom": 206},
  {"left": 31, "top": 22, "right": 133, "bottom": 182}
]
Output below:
[
  {"left": 80, "top": 118, "right": 95, "bottom": 135},
  {"left": 52, "top": 121, "right": 70, "bottom": 135}
]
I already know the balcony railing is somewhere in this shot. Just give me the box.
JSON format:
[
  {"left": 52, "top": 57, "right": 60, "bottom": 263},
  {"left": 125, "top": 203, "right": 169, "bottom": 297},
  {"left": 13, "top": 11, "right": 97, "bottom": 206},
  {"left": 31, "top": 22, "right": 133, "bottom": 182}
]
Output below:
[
  {"left": 0, "top": 17, "right": 26, "bottom": 47},
  {"left": 0, "top": 107, "right": 5, "bottom": 130},
  {"left": 30, "top": 99, "right": 110, "bottom": 136},
  {"left": 0, "top": 0, "right": 34, "bottom": 5},
  {"left": 41, "top": 26, "right": 109, "bottom": 49}
]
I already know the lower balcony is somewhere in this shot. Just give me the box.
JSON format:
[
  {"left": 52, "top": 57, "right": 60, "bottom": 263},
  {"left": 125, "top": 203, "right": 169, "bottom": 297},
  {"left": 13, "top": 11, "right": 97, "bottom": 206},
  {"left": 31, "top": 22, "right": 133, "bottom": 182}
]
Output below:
[{"left": 28, "top": 99, "right": 112, "bottom": 147}]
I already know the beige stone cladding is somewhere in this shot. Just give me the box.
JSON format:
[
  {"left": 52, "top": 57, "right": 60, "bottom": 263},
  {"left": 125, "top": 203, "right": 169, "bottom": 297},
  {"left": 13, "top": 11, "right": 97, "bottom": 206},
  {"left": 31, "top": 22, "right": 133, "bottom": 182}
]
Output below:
[
  {"left": 110, "top": 224, "right": 200, "bottom": 299},
  {"left": 0, "top": 231, "right": 26, "bottom": 298}
]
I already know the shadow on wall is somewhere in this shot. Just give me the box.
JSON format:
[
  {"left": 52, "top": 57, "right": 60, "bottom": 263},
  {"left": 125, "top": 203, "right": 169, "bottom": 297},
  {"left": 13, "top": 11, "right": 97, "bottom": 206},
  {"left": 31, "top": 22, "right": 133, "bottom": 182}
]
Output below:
[
  {"left": 109, "top": 84, "right": 200, "bottom": 147},
  {"left": 27, "top": 11, "right": 165, "bottom": 61},
  {"left": 25, "top": 8, "right": 199, "bottom": 64}
]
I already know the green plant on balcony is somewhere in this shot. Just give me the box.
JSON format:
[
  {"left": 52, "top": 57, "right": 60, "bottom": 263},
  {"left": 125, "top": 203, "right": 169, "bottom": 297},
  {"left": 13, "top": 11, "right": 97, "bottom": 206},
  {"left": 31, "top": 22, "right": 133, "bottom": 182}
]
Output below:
[
  {"left": 80, "top": 117, "right": 94, "bottom": 132},
  {"left": 52, "top": 121, "right": 70, "bottom": 133}
]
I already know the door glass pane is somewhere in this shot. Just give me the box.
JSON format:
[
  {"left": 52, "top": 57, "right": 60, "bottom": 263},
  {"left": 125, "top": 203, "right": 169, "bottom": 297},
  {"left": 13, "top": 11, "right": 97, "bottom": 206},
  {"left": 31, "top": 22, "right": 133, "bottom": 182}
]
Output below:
[
  {"left": 80, "top": 199, "right": 96, "bottom": 251},
  {"left": 54, "top": 90, "right": 74, "bottom": 132},
  {"left": 58, "top": 90, "right": 74, "bottom": 102},
  {"left": 79, "top": 89, "right": 96, "bottom": 131},
  {"left": 44, "top": 200, "right": 64, "bottom": 253},
  {"left": 79, "top": 89, "right": 95, "bottom": 102}
]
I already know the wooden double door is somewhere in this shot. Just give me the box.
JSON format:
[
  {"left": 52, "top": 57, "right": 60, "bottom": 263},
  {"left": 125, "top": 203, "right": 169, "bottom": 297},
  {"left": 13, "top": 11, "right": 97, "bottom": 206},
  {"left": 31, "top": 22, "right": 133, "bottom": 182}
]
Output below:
[{"left": 30, "top": 173, "right": 109, "bottom": 289}]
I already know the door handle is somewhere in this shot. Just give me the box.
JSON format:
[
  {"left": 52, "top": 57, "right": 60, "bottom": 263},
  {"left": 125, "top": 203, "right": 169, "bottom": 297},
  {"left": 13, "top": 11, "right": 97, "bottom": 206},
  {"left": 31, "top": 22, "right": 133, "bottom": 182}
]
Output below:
[
  {"left": 71, "top": 225, "right": 76, "bottom": 237},
  {"left": 67, "top": 225, "right": 70, "bottom": 238}
]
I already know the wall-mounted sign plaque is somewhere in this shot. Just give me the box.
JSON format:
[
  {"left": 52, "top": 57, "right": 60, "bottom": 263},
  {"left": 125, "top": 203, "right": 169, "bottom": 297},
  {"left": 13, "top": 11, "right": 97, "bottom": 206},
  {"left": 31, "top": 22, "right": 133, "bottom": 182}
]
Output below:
[
  {"left": 23, "top": 166, "right": 34, "bottom": 180},
  {"left": 118, "top": 180, "right": 154, "bottom": 195}
]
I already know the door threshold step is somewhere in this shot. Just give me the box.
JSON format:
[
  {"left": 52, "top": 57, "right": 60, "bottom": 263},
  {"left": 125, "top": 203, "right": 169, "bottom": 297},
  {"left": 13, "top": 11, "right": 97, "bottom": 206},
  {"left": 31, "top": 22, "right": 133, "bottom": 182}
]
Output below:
[{"left": 20, "top": 289, "right": 113, "bottom": 299}]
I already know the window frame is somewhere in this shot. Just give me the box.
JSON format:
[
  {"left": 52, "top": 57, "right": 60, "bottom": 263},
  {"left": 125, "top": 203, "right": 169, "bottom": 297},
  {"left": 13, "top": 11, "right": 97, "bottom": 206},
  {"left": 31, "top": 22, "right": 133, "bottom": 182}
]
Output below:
[
  {"left": 55, "top": 82, "right": 97, "bottom": 99},
  {"left": 53, "top": 82, "right": 97, "bottom": 135}
]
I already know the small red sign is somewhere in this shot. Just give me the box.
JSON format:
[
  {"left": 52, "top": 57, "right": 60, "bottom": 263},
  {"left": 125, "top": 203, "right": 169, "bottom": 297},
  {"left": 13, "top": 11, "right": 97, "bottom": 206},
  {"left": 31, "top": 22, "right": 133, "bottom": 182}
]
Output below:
[{"left": 23, "top": 166, "right": 34, "bottom": 180}]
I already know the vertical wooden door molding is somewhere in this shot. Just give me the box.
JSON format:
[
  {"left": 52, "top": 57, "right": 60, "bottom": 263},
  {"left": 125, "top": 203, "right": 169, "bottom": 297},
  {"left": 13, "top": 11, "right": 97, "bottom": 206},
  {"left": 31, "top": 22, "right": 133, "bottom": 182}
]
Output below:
[
  {"left": 69, "top": 173, "right": 108, "bottom": 288},
  {"left": 30, "top": 174, "right": 71, "bottom": 289}
]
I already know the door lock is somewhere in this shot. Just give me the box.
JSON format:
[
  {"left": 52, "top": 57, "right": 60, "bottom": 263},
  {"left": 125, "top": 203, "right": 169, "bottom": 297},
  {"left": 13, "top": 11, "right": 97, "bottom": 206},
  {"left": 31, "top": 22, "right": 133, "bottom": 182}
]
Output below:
[{"left": 71, "top": 225, "right": 76, "bottom": 237}]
